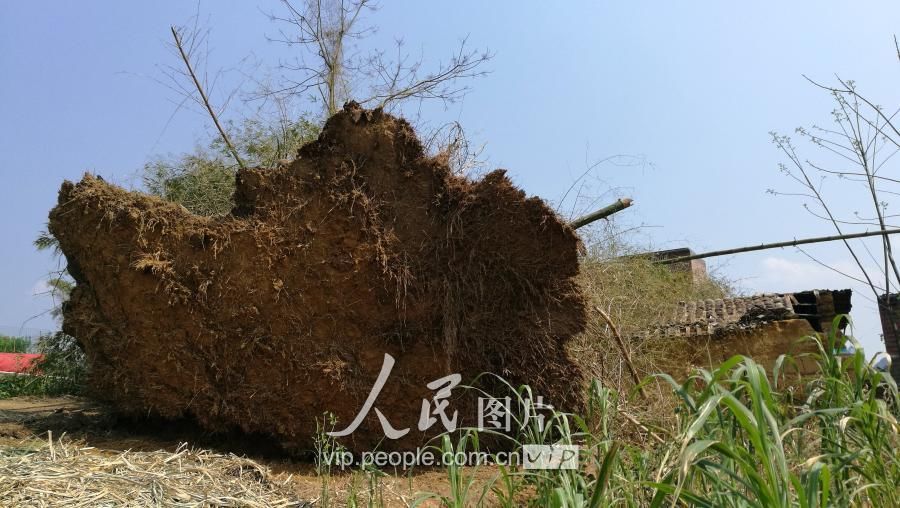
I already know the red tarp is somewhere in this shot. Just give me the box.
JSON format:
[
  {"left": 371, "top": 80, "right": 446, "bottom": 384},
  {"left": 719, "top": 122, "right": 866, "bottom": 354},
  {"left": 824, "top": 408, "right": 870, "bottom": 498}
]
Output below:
[{"left": 0, "top": 353, "right": 42, "bottom": 374}]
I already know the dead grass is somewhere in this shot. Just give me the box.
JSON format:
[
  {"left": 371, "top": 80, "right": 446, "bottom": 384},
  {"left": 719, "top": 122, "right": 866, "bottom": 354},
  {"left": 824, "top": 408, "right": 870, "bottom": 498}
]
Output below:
[
  {"left": 0, "top": 433, "right": 309, "bottom": 507},
  {"left": 569, "top": 242, "right": 734, "bottom": 438}
]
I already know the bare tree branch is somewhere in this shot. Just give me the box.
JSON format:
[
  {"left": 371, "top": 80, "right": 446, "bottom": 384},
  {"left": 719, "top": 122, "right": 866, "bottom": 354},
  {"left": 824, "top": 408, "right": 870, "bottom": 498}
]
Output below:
[
  {"left": 796, "top": 246, "right": 888, "bottom": 294},
  {"left": 360, "top": 37, "right": 492, "bottom": 111},
  {"left": 771, "top": 132, "right": 880, "bottom": 297},
  {"left": 169, "top": 25, "right": 246, "bottom": 170},
  {"left": 264, "top": 1, "right": 490, "bottom": 119},
  {"left": 594, "top": 306, "right": 646, "bottom": 399}
]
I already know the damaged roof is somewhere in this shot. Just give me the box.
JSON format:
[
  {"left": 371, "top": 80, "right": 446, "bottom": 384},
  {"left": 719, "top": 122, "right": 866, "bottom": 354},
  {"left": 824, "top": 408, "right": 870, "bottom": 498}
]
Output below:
[{"left": 643, "top": 289, "right": 852, "bottom": 339}]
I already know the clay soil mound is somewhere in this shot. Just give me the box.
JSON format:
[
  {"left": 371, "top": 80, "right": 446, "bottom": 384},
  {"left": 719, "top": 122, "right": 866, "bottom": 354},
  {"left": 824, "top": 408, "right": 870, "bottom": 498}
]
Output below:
[{"left": 48, "top": 103, "right": 587, "bottom": 452}]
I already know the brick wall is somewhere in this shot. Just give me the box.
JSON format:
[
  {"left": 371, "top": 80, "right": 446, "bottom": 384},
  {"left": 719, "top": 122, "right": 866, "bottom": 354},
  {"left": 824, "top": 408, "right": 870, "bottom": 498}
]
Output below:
[
  {"left": 640, "top": 248, "right": 708, "bottom": 283},
  {"left": 654, "top": 319, "right": 822, "bottom": 379},
  {"left": 877, "top": 294, "right": 900, "bottom": 382}
]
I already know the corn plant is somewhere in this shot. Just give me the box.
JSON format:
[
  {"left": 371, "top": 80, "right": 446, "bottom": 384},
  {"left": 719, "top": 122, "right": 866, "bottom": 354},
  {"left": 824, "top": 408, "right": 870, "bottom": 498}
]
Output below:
[
  {"left": 647, "top": 316, "right": 898, "bottom": 507},
  {"left": 412, "top": 431, "right": 485, "bottom": 507},
  {"left": 397, "top": 316, "right": 897, "bottom": 507}
]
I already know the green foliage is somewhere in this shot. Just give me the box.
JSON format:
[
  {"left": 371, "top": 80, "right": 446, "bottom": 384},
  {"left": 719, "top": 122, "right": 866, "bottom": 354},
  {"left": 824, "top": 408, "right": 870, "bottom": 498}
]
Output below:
[
  {"left": 413, "top": 432, "right": 486, "bottom": 508},
  {"left": 33, "top": 228, "right": 73, "bottom": 321},
  {"left": 646, "top": 318, "right": 898, "bottom": 507},
  {"left": 314, "top": 411, "right": 351, "bottom": 507},
  {"left": 34, "top": 332, "right": 86, "bottom": 396},
  {"left": 0, "top": 377, "right": 29, "bottom": 399},
  {"left": 144, "top": 152, "right": 238, "bottom": 216},
  {"left": 0, "top": 336, "right": 30, "bottom": 353},
  {"left": 144, "top": 116, "right": 320, "bottom": 216},
  {"left": 0, "top": 332, "right": 86, "bottom": 399},
  {"left": 223, "top": 117, "right": 321, "bottom": 169},
  {"left": 33, "top": 229, "right": 61, "bottom": 255},
  {"left": 574, "top": 249, "right": 734, "bottom": 416}
]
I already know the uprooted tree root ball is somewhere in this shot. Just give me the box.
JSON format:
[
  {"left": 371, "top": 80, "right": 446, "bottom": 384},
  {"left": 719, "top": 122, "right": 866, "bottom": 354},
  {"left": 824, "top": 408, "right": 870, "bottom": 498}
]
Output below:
[{"left": 49, "top": 103, "right": 587, "bottom": 452}]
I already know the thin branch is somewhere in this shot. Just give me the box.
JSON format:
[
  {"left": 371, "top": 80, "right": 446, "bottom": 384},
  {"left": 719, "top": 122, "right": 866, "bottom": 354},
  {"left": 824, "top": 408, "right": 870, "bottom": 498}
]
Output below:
[
  {"left": 771, "top": 133, "right": 879, "bottom": 296},
  {"left": 620, "top": 410, "right": 666, "bottom": 445},
  {"left": 170, "top": 25, "right": 245, "bottom": 170},
  {"left": 796, "top": 246, "right": 886, "bottom": 294},
  {"left": 594, "top": 306, "right": 647, "bottom": 400},
  {"left": 264, "top": 1, "right": 490, "bottom": 118},
  {"left": 813, "top": 167, "right": 900, "bottom": 185},
  {"left": 361, "top": 37, "right": 492, "bottom": 111}
]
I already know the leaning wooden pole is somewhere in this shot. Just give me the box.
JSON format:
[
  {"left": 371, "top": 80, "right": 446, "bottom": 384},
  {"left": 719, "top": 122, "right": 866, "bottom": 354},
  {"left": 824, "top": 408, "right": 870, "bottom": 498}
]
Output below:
[
  {"left": 569, "top": 198, "right": 634, "bottom": 230},
  {"left": 659, "top": 228, "right": 900, "bottom": 265}
]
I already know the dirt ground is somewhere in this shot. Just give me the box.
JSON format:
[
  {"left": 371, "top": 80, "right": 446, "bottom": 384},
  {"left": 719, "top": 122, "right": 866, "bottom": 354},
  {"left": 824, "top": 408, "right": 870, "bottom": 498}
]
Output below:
[{"left": 0, "top": 395, "right": 502, "bottom": 506}]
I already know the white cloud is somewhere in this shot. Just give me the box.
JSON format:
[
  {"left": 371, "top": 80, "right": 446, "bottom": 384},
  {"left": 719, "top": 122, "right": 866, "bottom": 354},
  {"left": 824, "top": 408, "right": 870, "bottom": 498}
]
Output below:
[{"left": 751, "top": 256, "right": 863, "bottom": 294}]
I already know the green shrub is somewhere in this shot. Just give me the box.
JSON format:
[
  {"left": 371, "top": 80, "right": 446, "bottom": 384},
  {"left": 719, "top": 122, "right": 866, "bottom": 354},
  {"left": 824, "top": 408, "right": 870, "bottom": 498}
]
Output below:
[
  {"left": 0, "top": 332, "right": 86, "bottom": 399},
  {"left": 0, "top": 335, "right": 30, "bottom": 353},
  {"left": 143, "top": 116, "right": 320, "bottom": 216}
]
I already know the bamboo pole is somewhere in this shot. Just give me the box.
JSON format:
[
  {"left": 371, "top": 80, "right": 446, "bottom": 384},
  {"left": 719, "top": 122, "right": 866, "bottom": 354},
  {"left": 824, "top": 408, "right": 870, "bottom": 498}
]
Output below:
[
  {"left": 569, "top": 198, "right": 633, "bottom": 230},
  {"left": 658, "top": 228, "right": 900, "bottom": 265}
]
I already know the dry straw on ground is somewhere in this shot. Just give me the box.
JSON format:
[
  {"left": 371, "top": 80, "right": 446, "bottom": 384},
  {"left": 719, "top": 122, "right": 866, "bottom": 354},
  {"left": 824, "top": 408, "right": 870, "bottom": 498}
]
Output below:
[
  {"left": 0, "top": 433, "right": 309, "bottom": 507},
  {"left": 569, "top": 247, "right": 733, "bottom": 440}
]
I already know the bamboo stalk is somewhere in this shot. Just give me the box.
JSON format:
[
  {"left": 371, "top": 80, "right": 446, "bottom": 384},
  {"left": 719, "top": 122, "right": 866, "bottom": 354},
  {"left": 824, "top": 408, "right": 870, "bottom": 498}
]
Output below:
[
  {"left": 658, "top": 228, "right": 900, "bottom": 265},
  {"left": 570, "top": 198, "right": 633, "bottom": 230}
]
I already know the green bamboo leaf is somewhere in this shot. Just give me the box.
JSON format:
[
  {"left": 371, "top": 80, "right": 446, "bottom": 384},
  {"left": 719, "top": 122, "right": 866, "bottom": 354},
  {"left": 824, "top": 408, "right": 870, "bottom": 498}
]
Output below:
[{"left": 588, "top": 442, "right": 620, "bottom": 508}]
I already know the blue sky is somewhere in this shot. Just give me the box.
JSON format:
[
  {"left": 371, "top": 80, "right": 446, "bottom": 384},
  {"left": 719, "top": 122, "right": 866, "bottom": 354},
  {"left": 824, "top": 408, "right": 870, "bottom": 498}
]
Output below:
[{"left": 2, "top": 1, "right": 898, "bottom": 357}]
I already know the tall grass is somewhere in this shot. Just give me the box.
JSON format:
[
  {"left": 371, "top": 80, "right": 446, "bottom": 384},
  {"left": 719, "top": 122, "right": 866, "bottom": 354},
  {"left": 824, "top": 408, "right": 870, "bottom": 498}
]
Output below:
[
  {"left": 645, "top": 318, "right": 898, "bottom": 507},
  {"left": 572, "top": 250, "right": 735, "bottom": 432},
  {"left": 323, "top": 317, "right": 898, "bottom": 507}
]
